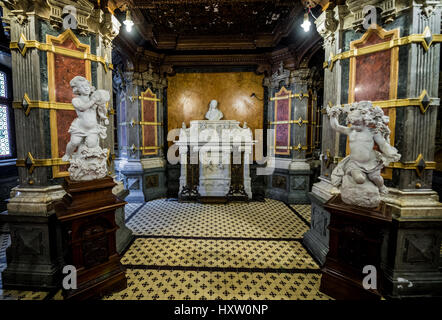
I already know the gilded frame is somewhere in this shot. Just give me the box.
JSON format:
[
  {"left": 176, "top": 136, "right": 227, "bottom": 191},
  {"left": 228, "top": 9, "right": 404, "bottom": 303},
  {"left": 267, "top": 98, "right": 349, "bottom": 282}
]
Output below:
[{"left": 47, "top": 29, "right": 92, "bottom": 178}]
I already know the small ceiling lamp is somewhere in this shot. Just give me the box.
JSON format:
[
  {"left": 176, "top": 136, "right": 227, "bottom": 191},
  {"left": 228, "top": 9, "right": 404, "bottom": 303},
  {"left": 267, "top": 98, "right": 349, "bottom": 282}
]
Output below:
[
  {"left": 301, "top": 12, "right": 311, "bottom": 32},
  {"left": 123, "top": 10, "right": 134, "bottom": 32}
]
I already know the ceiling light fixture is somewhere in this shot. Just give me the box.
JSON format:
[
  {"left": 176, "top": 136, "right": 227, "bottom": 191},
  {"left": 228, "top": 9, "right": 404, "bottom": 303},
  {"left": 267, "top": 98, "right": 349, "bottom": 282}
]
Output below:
[
  {"left": 301, "top": 12, "right": 311, "bottom": 32},
  {"left": 123, "top": 10, "right": 134, "bottom": 32}
]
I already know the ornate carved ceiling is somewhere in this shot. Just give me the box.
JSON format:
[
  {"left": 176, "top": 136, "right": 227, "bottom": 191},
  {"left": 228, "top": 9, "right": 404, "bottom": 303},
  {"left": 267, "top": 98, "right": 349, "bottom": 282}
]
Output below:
[
  {"left": 113, "top": 0, "right": 307, "bottom": 50},
  {"left": 108, "top": 0, "right": 325, "bottom": 76}
]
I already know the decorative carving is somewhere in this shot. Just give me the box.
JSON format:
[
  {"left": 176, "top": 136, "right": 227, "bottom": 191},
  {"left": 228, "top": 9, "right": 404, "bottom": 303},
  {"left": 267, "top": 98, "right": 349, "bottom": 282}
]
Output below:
[
  {"left": 416, "top": 0, "right": 439, "bottom": 18},
  {"left": 272, "top": 175, "right": 287, "bottom": 190},
  {"left": 145, "top": 175, "right": 159, "bottom": 189},
  {"left": 14, "top": 228, "right": 43, "bottom": 256},
  {"left": 292, "top": 176, "right": 306, "bottom": 191},
  {"left": 404, "top": 234, "right": 436, "bottom": 263},
  {"left": 315, "top": 8, "right": 339, "bottom": 47},
  {"left": 118, "top": 1, "right": 301, "bottom": 50},
  {"left": 311, "top": 207, "right": 328, "bottom": 237},
  {"left": 327, "top": 101, "right": 401, "bottom": 207}
]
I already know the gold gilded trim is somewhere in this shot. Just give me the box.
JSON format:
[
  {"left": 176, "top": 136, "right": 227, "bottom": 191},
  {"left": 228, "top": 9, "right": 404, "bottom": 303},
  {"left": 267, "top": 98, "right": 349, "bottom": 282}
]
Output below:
[
  {"left": 329, "top": 90, "right": 435, "bottom": 113},
  {"left": 10, "top": 31, "right": 113, "bottom": 71},
  {"left": 141, "top": 88, "right": 159, "bottom": 156},
  {"left": 13, "top": 94, "right": 74, "bottom": 116},
  {"left": 269, "top": 118, "right": 308, "bottom": 126},
  {"left": 120, "top": 120, "right": 163, "bottom": 127},
  {"left": 324, "top": 26, "right": 442, "bottom": 70},
  {"left": 275, "top": 145, "right": 309, "bottom": 151},
  {"left": 270, "top": 93, "right": 309, "bottom": 101},
  {"left": 273, "top": 86, "right": 292, "bottom": 156},
  {"left": 347, "top": 25, "right": 400, "bottom": 180},
  {"left": 131, "top": 95, "right": 161, "bottom": 102},
  {"left": 386, "top": 154, "right": 436, "bottom": 177},
  {"left": 47, "top": 29, "right": 92, "bottom": 178},
  {"left": 16, "top": 152, "right": 69, "bottom": 174}
]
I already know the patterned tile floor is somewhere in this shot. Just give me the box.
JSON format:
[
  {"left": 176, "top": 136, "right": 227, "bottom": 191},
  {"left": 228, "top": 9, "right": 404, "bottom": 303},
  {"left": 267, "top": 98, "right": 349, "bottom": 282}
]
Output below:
[
  {"left": 126, "top": 199, "right": 309, "bottom": 238},
  {"left": 0, "top": 199, "right": 332, "bottom": 300}
]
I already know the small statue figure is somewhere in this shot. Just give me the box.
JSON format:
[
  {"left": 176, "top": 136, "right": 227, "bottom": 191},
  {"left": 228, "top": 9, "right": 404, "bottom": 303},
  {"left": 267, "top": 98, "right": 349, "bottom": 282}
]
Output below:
[
  {"left": 62, "top": 76, "right": 110, "bottom": 181},
  {"left": 205, "top": 99, "right": 223, "bottom": 121},
  {"left": 327, "top": 101, "right": 401, "bottom": 208}
]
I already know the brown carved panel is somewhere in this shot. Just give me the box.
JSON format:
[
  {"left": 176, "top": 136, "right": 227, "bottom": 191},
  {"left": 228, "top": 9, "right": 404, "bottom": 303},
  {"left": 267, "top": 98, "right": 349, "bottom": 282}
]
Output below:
[
  {"left": 145, "top": 175, "right": 159, "bottom": 189},
  {"left": 272, "top": 175, "right": 287, "bottom": 190}
]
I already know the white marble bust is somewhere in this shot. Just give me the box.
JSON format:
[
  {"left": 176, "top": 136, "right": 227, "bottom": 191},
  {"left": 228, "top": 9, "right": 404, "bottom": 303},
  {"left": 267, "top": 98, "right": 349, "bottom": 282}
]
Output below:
[{"left": 205, "top": 100, "right": 223, "bottom": 121}]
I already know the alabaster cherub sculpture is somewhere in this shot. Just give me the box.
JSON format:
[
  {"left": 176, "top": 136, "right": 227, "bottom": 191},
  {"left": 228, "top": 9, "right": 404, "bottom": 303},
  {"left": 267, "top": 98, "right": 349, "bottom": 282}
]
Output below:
[
  {"left": 62, "top": 76, "right": 110, "bottom": 181},
  {"left": 327, "top": 101, "right": 401, "bottom": 207},
  {"left": 205, "top": 99, "right": 223, "bottom": 121}
]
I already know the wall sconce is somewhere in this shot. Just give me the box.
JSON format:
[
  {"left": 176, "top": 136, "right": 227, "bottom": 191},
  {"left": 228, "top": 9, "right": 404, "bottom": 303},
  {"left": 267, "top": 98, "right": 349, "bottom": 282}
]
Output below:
[
  {"left": 301, "top": 12, "right": 311, "bottom": 32},
  {"left": 250, "top": 93, "right": 263, "bottom": 101},
  {"left": 123, "top": 10, "right": 134, "bottom": 32}
]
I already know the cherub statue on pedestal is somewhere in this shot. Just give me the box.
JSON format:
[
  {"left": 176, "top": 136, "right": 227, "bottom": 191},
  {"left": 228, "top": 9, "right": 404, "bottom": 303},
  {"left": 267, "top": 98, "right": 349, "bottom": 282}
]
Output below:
[
  {"left": 327, "top": 101, "right": 401, "bottom": 208},
  {"left": 62, "top": 76, "right": 110, "bottom": 181}
]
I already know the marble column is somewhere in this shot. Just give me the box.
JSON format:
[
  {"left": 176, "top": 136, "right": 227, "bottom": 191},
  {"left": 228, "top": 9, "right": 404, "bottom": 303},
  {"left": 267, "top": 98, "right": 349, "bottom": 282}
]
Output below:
[
  {"left": 0, "top": 1, "right": 123, "bottom": 289},
  {"left": 115, "top": 62, "right": 168, "bottom": 202},
  {"left": 305, "top": 0, "right": 442, "bottom": 297},
  {"left": 264, "top": 63, "right": 315, "bottom": 204},
  {"left": 303, "top": 5, "right": 346, "bottom": 266}
]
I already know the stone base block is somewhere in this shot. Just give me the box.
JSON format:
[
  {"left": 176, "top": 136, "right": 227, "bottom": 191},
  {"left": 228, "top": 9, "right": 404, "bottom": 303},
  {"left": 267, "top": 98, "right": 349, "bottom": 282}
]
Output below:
[
  {"left": 381, "top": 218, "right": 442, "bottom": 298},
  {"left": 266, "top": 165, "right": 311, "bottom": 204},
  {"left": 143, "top": 167, "right": 168, "bottom": 201},
  {"left": 303, "top": 191, "right": 331, "bottom": 266},
  {"left": 0, "top": 212, "right": 63, "bottom": 290}
]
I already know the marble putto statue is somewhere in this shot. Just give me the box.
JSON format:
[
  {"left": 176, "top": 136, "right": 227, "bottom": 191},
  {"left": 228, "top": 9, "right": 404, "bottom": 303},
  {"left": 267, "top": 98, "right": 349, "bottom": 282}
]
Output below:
[
  {"left": 62, "top": 76, "right": 110, "bottom": 181},
  {"left": 327, "top": 101, "right": 401, "bottom": 208},
  {"left": 205, "top": 100, "right": 223, "bottom": 121}
]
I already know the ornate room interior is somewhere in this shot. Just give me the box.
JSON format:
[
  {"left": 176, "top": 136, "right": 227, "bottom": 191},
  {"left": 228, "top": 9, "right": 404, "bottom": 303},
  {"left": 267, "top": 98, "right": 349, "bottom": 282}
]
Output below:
[{"left": 0, "top": 0, "right": 441, "bottom": 301}]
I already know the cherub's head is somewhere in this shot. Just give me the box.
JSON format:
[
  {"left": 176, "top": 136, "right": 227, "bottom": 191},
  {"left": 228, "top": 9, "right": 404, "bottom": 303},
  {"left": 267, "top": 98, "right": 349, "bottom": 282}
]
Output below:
[
  {"left": 70, "top": 76, "right": 95, "bottom": 96},
  {"left": 345, "top": 101, "right": 373, "bottom": 129},
  {"left": 209, "top": 100, "right": 218, "bottom": 110}
]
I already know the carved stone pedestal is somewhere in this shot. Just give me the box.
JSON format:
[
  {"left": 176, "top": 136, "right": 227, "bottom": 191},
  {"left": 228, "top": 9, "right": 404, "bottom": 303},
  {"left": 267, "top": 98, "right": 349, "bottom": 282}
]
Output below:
[
  {"left": 55, "top": 177, "right": 127, "bottom": 300},
  {"left": 320, "top": 195, "right": 392, "bottom": 300}
]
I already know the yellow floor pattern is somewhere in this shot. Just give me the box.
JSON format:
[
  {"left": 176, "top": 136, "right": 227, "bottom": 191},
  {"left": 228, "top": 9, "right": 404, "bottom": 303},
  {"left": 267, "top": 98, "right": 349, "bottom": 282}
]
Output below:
[
  {"left": 122, "top": 238, "right": 319, "bottom": 270},
  {"left": 102, "top": 270, "right": 330, "bottom": 300},
  {"left": 1, "top": 199, "right": 332, "bottom": 300}
]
